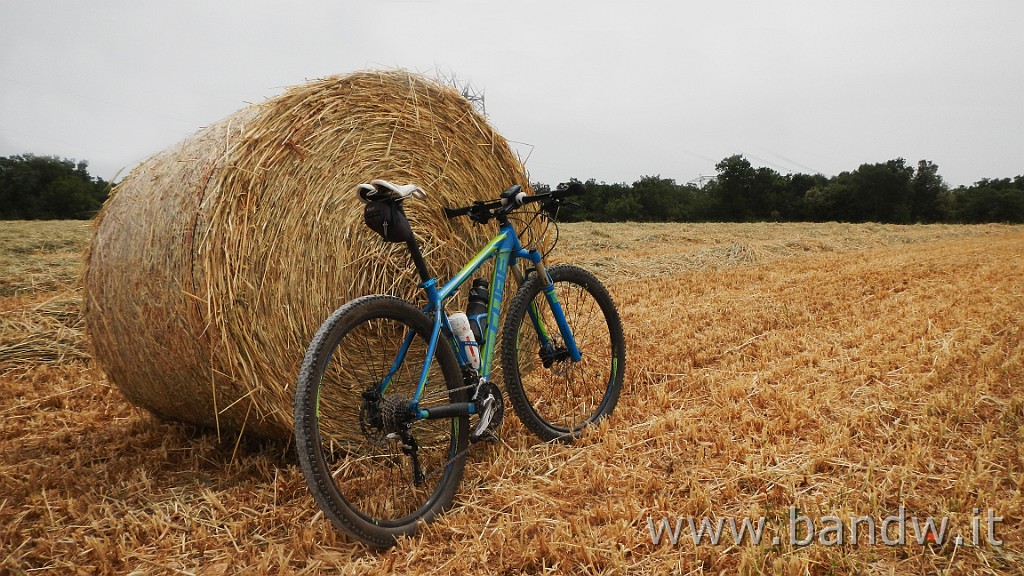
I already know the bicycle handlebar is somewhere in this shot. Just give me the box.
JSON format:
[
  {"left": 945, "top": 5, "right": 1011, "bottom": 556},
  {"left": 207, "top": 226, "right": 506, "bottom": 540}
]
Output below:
[
  {"left": 442, "top": 183, "right": 585, "bottom": 223},
  {"left": 441, "top": 204, "right": 477, "bottom": 219}
]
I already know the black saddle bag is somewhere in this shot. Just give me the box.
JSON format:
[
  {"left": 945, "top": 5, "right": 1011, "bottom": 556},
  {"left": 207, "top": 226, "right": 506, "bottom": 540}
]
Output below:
[{"left": 364, "top": 199, "right": 413, "bottom": 243}]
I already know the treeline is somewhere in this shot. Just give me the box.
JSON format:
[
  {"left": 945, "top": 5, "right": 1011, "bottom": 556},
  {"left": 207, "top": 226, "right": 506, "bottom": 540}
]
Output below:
[
  {"left": 0, "top": 154, "right": 110, "bottom": 220},
  {"left": 3, "top": 152, "right": 1022, "bottom": 223},
  {"left": 539, "top": 155, "right": 1024, "bottom": 224}
]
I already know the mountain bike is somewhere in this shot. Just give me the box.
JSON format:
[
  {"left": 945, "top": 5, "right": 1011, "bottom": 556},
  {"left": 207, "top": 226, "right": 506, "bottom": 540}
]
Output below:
[{"left": 293, "top": 179, "right": 626, "bottom": 548}]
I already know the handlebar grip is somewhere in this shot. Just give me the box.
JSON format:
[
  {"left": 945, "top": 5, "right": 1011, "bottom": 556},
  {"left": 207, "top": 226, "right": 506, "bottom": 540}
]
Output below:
[{"left": 443, "top": 205, "right": 473, "bottom": 219}]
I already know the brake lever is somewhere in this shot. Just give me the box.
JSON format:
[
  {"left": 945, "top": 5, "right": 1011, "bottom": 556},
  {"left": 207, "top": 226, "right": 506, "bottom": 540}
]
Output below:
[
  {"left": 468, "top": 203, "right": 492, "bottom": 225},
  {"left": 540, "top": 197, "right": 578, "bottom": 217}
]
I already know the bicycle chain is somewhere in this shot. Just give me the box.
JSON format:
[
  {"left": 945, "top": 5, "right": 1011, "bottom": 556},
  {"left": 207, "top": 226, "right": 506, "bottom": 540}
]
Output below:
[
  {"left": 419, "top": 384, "right": 503, "bottom": 482},
  {"left": 419, "top": 381, "right": 476, "bottom": 403},
  {"left": 413, "top": 378, "right": 506, "bottom": 482}
]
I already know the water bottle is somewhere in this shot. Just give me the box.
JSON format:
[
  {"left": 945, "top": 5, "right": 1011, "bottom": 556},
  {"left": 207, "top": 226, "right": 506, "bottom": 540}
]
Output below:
[
  {"left": 466, "top": 278, "right": 489, "bottom": 345},
  {"left": 448, "top": 312, "right": 480, "bottom": 369}
]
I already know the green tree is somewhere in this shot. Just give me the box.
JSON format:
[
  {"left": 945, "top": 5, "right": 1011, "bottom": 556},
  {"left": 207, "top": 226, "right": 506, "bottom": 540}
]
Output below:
[
  {"left": 556, "top": 178, "right": 617, "bottom": 222},
  {"left": 707, "top": 154, "right": 758, "bottom": 221},
  {"left": 753, "top": 167, "right": 794, "bottom": 221},
  {"left": 846, "top": 159, "right": 914, "bottom": 222},
  {"left": 604, "top": 193, "right": 643, "bottom": 221},
  {"left": 787, "top": 172, "right": 828, "bottom": 221},
  {"left": 0, "top": 154, "right": 109, "bottom": 219},
  {"left": 910, "top": 160, "right": 946, "bottom": 222},
  {"left": 804, "top": 177, "right": 851, "bottom": 222},
  {"left": 534, "top": 157, "right": 1024, "bottom": 224},
  {"left": 953, "top": 178, "right": 1024, "bottom": 223},
  {"left": 703, "top": 156, "right": 800, "bottom": 221},
  {"left": 631, "top": 175, "right": 696, "bottom": 221}
]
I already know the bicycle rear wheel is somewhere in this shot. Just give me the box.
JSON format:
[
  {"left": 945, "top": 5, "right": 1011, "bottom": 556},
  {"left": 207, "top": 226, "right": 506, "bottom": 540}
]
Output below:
[
  {"left": 294, "top": 295, "right": 468, "bottom": 548},
  {"left": 501, "top": 264, "right": 625, "bottom": 442}
]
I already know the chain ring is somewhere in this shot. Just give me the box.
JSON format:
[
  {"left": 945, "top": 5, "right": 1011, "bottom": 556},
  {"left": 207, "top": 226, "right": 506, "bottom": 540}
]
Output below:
[{"left": 474, "top": 381, "right": 504, "bottom": 432}]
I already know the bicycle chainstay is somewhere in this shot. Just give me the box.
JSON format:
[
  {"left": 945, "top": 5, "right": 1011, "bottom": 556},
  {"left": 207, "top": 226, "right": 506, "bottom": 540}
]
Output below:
[{"left": 416, "top": 378, "right": 503, "bottom": 482}]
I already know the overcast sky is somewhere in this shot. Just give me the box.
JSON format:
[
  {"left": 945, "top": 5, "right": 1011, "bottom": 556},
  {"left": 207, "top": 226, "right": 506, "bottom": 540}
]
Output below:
[{"left": 2, "top": 1, "right": 1022, "bottom": 188}]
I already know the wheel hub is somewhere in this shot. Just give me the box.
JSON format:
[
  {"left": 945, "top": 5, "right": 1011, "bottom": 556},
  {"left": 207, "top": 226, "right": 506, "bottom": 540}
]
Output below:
[{"left": 539, "top": 342, "right": 573, "bottom": 376}]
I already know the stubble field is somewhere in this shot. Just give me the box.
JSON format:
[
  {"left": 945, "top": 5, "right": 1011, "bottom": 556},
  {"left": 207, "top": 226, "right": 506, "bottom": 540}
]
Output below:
[{"left": 1, "top": 220, "right": 1022, "bottom": 575}]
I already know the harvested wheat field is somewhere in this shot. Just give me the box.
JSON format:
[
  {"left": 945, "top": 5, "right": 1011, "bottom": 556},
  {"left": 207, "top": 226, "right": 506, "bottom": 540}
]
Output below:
[{"left": 2, "top": 220, "right": 1022, "bottom": 575}]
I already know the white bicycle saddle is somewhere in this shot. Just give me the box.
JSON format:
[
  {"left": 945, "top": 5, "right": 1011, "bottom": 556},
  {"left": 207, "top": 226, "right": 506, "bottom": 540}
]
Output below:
[{"left": 356, "top": 180, "right": 427, "bottom": 203}]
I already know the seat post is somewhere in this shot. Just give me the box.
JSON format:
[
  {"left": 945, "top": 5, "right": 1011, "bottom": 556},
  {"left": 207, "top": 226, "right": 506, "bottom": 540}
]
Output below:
[{"left": 406, "top": 236, "right": 432, "bottom": 284}]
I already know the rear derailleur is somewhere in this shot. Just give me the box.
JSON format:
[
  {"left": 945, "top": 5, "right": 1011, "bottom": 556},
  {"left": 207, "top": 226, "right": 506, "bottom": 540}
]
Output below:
[{"left": 360, "top": 388, "right": 426, "bottom": 486}]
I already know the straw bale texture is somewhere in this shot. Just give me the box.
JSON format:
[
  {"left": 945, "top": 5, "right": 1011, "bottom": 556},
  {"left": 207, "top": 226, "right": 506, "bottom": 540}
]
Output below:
[{"left": 83, "top": 70, "right": 528, "bottom": 439}]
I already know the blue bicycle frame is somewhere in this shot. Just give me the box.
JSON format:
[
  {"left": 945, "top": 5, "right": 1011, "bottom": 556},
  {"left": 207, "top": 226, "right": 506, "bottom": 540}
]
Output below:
[{"left": 376, "top": 219, "right": 582, "bottom": 420}]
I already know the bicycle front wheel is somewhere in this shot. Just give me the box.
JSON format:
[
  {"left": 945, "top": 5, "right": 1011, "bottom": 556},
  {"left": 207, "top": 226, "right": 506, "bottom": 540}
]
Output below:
[
  {"left": 294, "top": 295, "right": 468, "bottom": 548},
  {"left": 502, "top": 264, "right": 626, "bottom": 442}
]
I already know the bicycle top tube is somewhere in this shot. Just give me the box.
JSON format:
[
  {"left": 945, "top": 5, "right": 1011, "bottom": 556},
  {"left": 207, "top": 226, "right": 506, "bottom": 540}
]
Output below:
[
  {"left": 436, "top": 225, "right": 520, "bottom": 299},
  {"left": 408, "top": 182, "right": 585, "bottom": 308}
]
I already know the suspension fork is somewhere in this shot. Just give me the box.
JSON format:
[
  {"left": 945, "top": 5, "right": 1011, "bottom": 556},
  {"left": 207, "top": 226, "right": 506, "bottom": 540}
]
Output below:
[
  {"left": 510, "top": 260, "right": 547, "bottom": 345},
  {"left": 520, "top": 252, "right": 582, "bottom": 362}
]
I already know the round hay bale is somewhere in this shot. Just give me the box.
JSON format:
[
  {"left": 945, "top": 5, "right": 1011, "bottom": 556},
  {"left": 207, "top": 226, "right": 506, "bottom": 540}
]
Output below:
[{"left": 84, "top": 70, "right": 529, "bottom": 440}]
